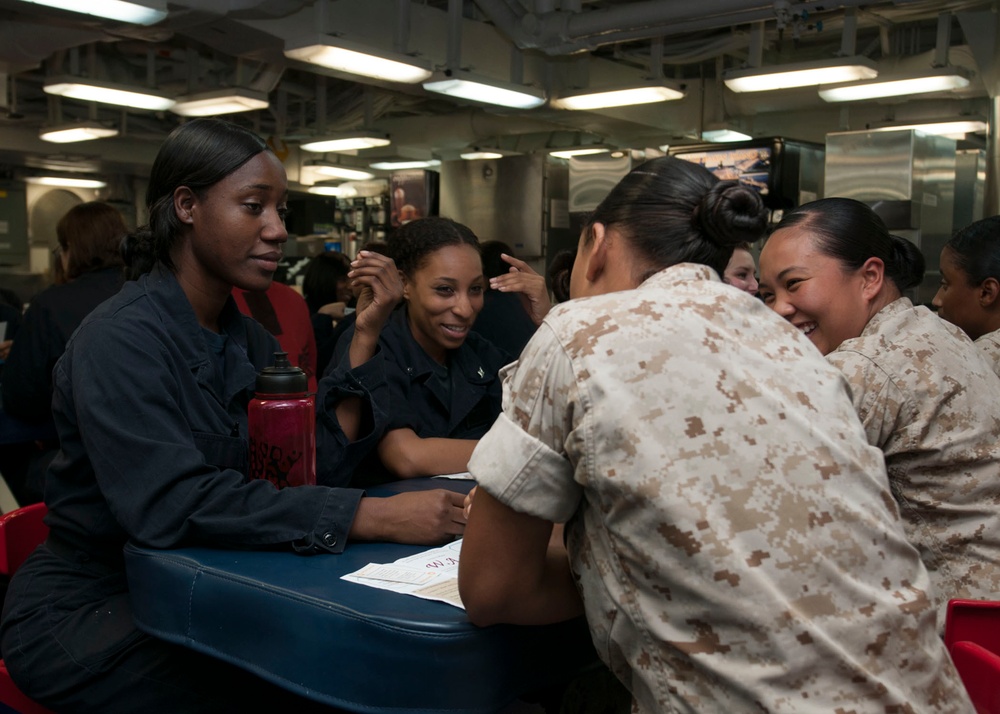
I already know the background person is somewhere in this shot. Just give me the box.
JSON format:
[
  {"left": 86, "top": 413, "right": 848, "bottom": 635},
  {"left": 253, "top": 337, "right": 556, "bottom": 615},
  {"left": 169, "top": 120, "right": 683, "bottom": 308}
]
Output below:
[
  {"left": 0, "top": 201, "right": 127, "bottom": 505},
  {"left": 233, "top": 279, "right": 318, "bottom": 392},
  {"left": 303, "top": 250, "right": 354, "bottom": 377},
  {"left": 758, "top": 197, "right": 1000, "bottom": 620},
  {"left": 721, "top": 241, "right": 758, "bottom": 295},
  {"left": 0, "top": 118, "right": 465, "bottom": 713},
  {"left": 933, "top": 214, "right": 1000, "bottom": 377},
  {"left": 459, "top": 157, "right": 969, "bottom": 712}
]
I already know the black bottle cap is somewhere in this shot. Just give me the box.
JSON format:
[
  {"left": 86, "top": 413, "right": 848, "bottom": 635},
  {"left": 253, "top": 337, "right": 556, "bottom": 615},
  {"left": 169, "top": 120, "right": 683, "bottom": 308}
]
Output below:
[{"left": 255, "top": 352, "right": 307, "bottom": 395}]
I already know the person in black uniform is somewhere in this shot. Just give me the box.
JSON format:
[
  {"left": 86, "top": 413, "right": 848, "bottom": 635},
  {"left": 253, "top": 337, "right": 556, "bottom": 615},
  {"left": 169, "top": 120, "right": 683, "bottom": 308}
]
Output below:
[
  {"left": 332, "top": 218, "right": 511, "bottom": 484},
  {"left": 1, "top": 202, "right": 127, "bottom": 505},
  {"left": 0, "top": 118, "right": 466, "bottom": 713}
]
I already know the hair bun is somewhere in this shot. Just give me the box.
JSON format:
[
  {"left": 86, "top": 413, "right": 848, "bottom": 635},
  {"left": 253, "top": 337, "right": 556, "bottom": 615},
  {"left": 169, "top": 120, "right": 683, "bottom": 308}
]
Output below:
[
  {"left": 886, "top": 234, "right": 925, "bottom": 291},
  {"left": 693, "top": 181, "right": 768, "bottom": 248}
]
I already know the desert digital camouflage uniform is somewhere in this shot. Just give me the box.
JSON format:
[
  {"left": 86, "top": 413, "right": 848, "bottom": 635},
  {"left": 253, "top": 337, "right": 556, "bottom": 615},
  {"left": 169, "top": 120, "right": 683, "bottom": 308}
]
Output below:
[
  {"left": 975, "top": 327, "right": 1000, "bottom": 379},
  {"left": 828, "top": 297, "right": 1000, "bottom": 620},
  {"left": 470, "top": 264, "right": 971, "bottom": 713}
]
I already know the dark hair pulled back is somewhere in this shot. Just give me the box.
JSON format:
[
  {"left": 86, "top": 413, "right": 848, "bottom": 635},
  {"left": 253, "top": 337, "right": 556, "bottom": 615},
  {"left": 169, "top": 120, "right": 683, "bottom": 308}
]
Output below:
[
  {"left": 586, "top": 156, "right": 768, "bottom": 279},
  {"left": 121, "top": 118, "right": 269, "bottom": 279},
  {"left": 944, "top": 215, "right": 1000, "bottom": 286},
  {"left": 774, "top": 197, "right": 924, "bottom": 292},
  {"left": 388, "top": 216, "right": 481, "bottom": 277}
]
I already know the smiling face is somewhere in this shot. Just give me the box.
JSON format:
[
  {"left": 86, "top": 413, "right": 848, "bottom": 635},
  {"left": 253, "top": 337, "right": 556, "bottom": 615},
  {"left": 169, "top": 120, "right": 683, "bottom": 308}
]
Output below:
[
  {"left": 758, "top": 225, "right": 874, "bottom": 355},
  {"left": 403, "top": 243, "right": 485, "bottom": 364},
  {"left": 723, "top": 248, "right": 759, "bottom": 295},
  {"left": 175, "top": 151, "right": 289, "bottom": 298},
  {"left": 933, "top": 245, "right": 985, "bottom": 339}
]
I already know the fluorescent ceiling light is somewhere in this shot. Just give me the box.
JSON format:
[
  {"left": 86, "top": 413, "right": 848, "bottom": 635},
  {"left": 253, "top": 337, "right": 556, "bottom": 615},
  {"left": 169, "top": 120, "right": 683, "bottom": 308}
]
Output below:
[
  {"left": 369, "top": 159, "right": 441, "bottom": 170},
  {"left": 702, "top": 128, "right": 752, "bottom": 142},
  {"left": 552, "top": 83, "right": 685, "bottom": 110},
  {"left": 460, "top": 150, "right": 504, "bottom": 160},
  {"left": 308, "top": 185, "right": 347, "bottom": 196},
  {"left": 819, "top": 67, "right": 971, "bottom": 102},
  {"left": 26, "top": 176, "right": 107, "bottom": 188},
  {"left": 300, "top": 132, "right": 391, "bottom": 153},
  {"left": 284, "top": 35, "right": 433, "bottom": 84},
  {"left": 39, "top": 121, "right": 119, "bottom": 143},
  {"left": 44, "top": 76, "right": 175, "bottom": 111},
  {"left": 549, "top": 147, "right": 610, "bottom": 159},
  {"left": 724, "top": 56, "right": 878, "bottom": 93},
  {"left": 17, "top": 0, "right": 167, "bottom": 25},
  {"left": 171, "top": 88, "right": 269, "bottom": 116},
  {"left": 305, "top": 162, "right": 376, "bottom": 181},
  {"left": 423, "top": 70, "right": 546, "bottom": 109},
  {"left": 869, "top": 118, "right": 988, "bottom": 136}
]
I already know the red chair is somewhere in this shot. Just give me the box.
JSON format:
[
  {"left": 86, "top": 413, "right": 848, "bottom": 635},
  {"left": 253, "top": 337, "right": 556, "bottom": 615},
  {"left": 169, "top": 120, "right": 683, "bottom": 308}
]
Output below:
[
  {"left": 0, "top": 503, "right": 55, "bottom": 714},
  {"left": 950, "top": 642, "right": 1000, "bottom": 714},
  {"left": 945, "top": 599, "right": 1000, "bottom": 714}
]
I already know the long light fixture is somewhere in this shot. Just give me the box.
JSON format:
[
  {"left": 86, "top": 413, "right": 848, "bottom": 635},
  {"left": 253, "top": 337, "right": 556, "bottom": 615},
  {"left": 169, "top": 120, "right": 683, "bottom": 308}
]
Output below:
[
  {"left": 39, "top": 121, "right": 119, "bottom": 143},
  {"left": 723, "top": 56, "right": 878, "bottom": 93},
  {"left": 818, "top": 67, "right": 971, "bottom": 102},
  {"left": 300, "top": 132, "right": 391, "bottom": 153},
  {"left": 44, "top": 76, "right": 175, "bottom": 111},
  {"left": 26, "top": 176, "right": 107, "bottom": 188},
  {"left": 171, "top": 88, "right": 269, "bottom": 117},
  {"left": 307, "top": 185, "right": 348, "bottom": 197},
  {"left": 369, "top": 159, "right": 441, "bottom": 170},
  {"left": 17, "top": 0, "right": 167, "bottom": 25},
  {"left": 284, "top": 35, "right": 433, "bottom": 84},
  {"left": 305, "top": 161, "right": 376, "bottom": 181},
  {"left": 869, "top": 117, "right": 988, "bottom": 137},
  {"left": 548, "top": 146, "right": 611, "bottom": 159},
  {"left": 423, "top": 70, "right": 546, "bottom": 109},
  {"left": 552, "top": 83, "right": 685, "bottom": 110}
]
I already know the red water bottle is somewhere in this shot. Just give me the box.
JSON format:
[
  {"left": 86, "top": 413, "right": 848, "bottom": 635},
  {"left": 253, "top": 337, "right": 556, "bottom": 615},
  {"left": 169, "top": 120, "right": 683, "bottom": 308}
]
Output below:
[{"left": 248, "top": 351, "right": 316, "bottom": 488}]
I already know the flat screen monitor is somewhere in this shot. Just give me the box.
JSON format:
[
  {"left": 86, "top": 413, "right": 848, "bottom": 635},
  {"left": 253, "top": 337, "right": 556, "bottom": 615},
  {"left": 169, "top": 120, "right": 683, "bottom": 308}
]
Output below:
[{"left": 674, "top": 146, "right": 772, "bottom": 197}]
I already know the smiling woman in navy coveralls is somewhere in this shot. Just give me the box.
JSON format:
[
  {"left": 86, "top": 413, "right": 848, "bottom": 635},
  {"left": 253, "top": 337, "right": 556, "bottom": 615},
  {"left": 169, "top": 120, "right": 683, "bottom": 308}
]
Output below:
[
  {"left": 0, "top": 119, "right": 467, "bottom": 713},
  {"left": 332, "top": 218, "right": 511, "bottom": 486}
]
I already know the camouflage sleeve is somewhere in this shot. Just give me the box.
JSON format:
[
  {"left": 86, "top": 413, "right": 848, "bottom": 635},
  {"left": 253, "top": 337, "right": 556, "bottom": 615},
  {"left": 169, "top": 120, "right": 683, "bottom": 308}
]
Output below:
[
  {"left": 827, "top": 347, "right": 905, "bottom": 452},
  {"left": 468, "top": 322, "right": 584, "bottom": 523}
]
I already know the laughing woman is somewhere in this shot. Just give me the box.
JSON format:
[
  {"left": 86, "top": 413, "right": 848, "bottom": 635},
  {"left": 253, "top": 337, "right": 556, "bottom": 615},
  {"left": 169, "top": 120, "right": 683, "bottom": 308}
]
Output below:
[
  {"left": 758, "top": 196, "right": 1000, "bottom": 618},
  {"left": 333, "top": 217, "right": 510, "bottom": 484},
  {"left": 933, "top": 214, "right": 1000, "bottom": 378}
]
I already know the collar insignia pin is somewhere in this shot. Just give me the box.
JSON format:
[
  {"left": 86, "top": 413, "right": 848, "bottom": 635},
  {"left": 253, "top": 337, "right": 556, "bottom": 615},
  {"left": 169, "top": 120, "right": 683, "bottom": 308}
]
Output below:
[{"left": 477, "top": 366, "right": 485, "bottom": 378}]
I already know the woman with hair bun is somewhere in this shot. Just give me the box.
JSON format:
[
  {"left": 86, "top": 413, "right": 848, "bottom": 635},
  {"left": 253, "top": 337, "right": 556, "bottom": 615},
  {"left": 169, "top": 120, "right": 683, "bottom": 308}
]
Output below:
[
  {"left": 933, "top": 214, "right": 1000, "bottom": 377},
  {"left": 460, "top": 159, "right": 968, "bottom": 712},
  {"left": 758, "top": 196, "right": 1000, "bottom": 620}
]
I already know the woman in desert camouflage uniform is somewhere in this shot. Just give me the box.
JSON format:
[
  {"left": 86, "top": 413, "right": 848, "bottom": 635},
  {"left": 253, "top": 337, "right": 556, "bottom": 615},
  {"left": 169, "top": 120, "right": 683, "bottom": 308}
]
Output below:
[
  {"left": 933, "top": 214, "right": 1000, "bottom": 378},
  {"left": 459, "top": 159, "right": 971, "bottom": 713},
  {"left": 759, "top": 197, "right": 1000, "bottom": 623}
]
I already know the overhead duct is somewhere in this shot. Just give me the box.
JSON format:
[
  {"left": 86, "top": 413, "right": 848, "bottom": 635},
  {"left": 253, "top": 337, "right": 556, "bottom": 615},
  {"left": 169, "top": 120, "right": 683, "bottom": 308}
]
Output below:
[{"left": 472, "top": 0, "right": 878, "bottom": 55}]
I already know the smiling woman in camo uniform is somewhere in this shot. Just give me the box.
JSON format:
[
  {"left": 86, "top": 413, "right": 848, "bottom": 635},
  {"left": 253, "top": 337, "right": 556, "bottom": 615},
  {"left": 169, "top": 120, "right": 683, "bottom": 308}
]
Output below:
[
  {"left": 458, "top": 158, "right": 970, "bottom": 712},
  {"left": 759, "top": 196, "right": 1000, "bottom": 626}
]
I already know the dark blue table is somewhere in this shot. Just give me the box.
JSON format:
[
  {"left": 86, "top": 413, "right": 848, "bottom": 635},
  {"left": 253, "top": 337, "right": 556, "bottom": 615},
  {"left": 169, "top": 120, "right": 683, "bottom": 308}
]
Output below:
[{"left": 124, "top": 479, "right": 595, "bottom": 713}]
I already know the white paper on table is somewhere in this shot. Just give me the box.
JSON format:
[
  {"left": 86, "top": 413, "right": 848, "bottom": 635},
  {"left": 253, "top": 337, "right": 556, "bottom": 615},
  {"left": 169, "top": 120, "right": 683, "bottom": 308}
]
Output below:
[
  {"left": 432, "top": 472, "right": 473, "bottom": 480},
  {"left": 342, "top": 538, "right": 465, "bottom": 609}
]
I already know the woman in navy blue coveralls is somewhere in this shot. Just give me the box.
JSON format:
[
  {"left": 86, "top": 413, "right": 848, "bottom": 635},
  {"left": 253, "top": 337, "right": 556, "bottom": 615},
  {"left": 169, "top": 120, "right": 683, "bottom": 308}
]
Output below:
[
  {"left": 0, "top": 119, "right": 467, "bottom": 713},
  {"left": 333, "top": 218, "right": 518, "bottom": 486}
]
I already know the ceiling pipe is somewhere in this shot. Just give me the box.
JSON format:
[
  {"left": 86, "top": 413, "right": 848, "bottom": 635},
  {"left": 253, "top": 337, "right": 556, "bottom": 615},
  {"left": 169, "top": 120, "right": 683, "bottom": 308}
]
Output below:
[{"left": 473, "top": 0, "right": 879, "bottom": 55}]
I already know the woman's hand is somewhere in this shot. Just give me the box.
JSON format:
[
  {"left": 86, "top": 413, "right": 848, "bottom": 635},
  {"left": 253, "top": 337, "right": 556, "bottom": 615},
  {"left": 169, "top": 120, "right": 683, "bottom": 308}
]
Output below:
[
  {"left": 350, "top": 250, "right": 403, "bottom": 336},
  {"left": 350, "top": 489, "right": 467, "bottom": 545},
  {"left": 489, "top": 254, "right": 552, "bottom": 326},
  {"left": 0, "top": 339, "right": 11, "bottom": 361}
]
